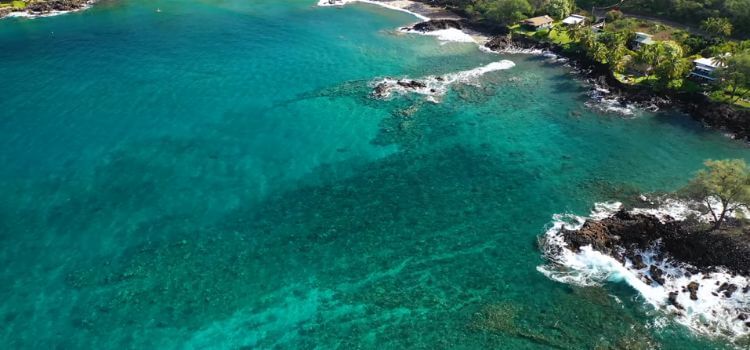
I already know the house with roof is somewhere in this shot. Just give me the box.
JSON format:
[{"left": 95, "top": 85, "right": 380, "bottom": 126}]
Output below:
[
  {"left": 562, "top": 14, "right": 586, "bottom": 27},
  {"left": 522, "top": 15, "right": 554, "bottom": 31},
  {"left": 631, "top": 32, "right": 654, "bottom": 50},
  {"left": 689, "top": 56, "right": 727, "bottom": 81}
]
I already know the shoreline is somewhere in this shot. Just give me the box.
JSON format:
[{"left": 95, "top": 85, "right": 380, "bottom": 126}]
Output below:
[
  {"left": 317, "top": 0, "right": 750, "bottom": 343},
  {"left": 317, "top": 0, "right": 495, "bottom": 45},
  {"left": 0, "top": 0, "right": 96, "bottom": 20},
  {"left": 539, "top": 200, "right": 750, "bottom": 342},
  {"left": 483, "top": 33, "right": 750, "bottom": 139},
  {"left": 318, "top": 0, "right": 750, "bottom": 140}
]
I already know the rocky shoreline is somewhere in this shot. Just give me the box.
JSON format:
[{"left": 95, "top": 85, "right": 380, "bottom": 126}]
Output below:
[
  {"left": 483, "top": 33, "right": 750, "bottom": 138},
  {"left": 0, "top": 0, "right": 95, "bottom": 19},
  {"left": 539, "top": 203, "right": 750, "bottom": 339},
  {"left": 559, "top": 210, "right": 750, "bottom": 276},
  {"left": 403, "top": 0, "right": 750, "bottom": 139}
]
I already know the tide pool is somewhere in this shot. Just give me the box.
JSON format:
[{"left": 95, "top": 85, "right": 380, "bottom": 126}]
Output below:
[{"left": 0, "top": 0, "right": 748, "bottom": 348}]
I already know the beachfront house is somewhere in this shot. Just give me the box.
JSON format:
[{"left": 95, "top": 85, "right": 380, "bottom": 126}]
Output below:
[
  {"left": 522, "top": 15, "right": 554, "bottom": 31},
  {"left": 631, "top": 32, "right": 655, "bottom": 50},
  {"left": 562, "top": 14, "right": 586, "bottom": 27},
  {"left": 689, "top": 56, "right": 726, "bottom": 81}
]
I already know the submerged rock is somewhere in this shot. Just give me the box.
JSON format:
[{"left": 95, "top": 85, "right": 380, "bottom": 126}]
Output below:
[{"left": 396, "top": 80, "right": 426, "bottom": 89}]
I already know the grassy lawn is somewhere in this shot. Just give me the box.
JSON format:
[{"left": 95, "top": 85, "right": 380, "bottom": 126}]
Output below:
[
  {"left": 511, "top": 23, "right": 573, "bottom": 46},
  {"left": 604, "top": 18, "right": 683, "bottom": 41},
  {"left": 547, "top": 27, "right": 572, "bottom": 45},
  {"left": 710, "top": 90, "right": 750, "bottom": 109},
  {"left": 0, "top": 1, "right": 25, "bottom": 9}
]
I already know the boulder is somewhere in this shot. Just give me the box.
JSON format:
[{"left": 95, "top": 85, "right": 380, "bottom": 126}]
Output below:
[
  {"left": 687, "top": 281, "right": 699, "bottom": 300},
  {"left": 718, "top": 283, "right": 738, "bottom": 298},
  {"left": 650, "top": 265, "right": 666, "bottom": 285},
  {"left": 406, "top": 19, "right": 462, "bottom": 32}
]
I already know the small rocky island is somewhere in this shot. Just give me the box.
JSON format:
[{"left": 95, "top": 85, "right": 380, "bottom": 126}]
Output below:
[
  {"left": 540, "top": 159, "right": 750, "bottom": 341},
  {"left": 0, "top": 0, "right": 94, "bottom": 18}
]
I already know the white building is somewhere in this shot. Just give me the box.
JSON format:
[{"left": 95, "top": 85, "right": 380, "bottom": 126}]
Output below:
[
  {"left": 690, "top": 56, "right": 726, "bottom": 81},
  {"left": 562, "top": 14, "right": 586, "bottom": 26},
  {"left": 522, "top": 15, "right": 554, "bottom": 31},
  {"left": 632, "top": 32, "right": 655, "bottom": 49}
]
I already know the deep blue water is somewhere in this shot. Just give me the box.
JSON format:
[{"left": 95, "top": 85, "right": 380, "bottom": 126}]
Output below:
[{"left": 0, "top": 0, "right": 748, "bottom": 348}]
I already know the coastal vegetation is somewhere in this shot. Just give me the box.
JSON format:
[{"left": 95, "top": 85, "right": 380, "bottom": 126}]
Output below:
[
  {"left": 0, "top": 1, "right": 27, "bottom": 10},
  {"left": 682, "top": 159, "right": 750, "bottom": 230},
  {"left": 427, "top": 0, "right": 750, "bottom": 107},
  {"left": 0, "top": 0, "right": 90, "bottom": 16}
]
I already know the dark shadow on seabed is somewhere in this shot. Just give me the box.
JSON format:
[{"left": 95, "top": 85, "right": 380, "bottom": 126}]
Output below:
[{"left": 57, "top": 141, "right": 671, "bottom": 348}]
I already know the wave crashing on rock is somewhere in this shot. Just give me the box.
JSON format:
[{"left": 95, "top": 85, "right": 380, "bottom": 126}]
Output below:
[
  {"left": 538, "top": 201, "right": 750, "bottom": 342},
  {"left": 370, "top": 60, "right": 515, "bottom": 103}
]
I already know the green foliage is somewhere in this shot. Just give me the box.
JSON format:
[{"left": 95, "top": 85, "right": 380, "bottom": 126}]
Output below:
[
  {"left": 638, "top": 41, "right": 690, "bottom": 87},
  {"left": 682, "top": 159, "right": 750, "bottom": 230},
  {"left": 574, "top": 0, "right": 749, "bottom": 37},
  {"left": 545, "top": 0, "right": 573, "bottom": 20},
  {"left": 605, "top": 9, "right": 623, "bottom": 23},
  {"left": 717, "top": 51, "right": 750, "bottom": 103},
  {"left": 472, "top": 0, "right": 533, "bottom": 24},
  {"left": 701, "top": 17, "right": 733, "bottom": 38}
]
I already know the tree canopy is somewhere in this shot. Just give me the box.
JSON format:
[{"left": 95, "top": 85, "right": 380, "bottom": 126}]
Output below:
[
  {"left": 467, "top": 0, "right": 533, "bottom": 24},
  {"left": 701, "top": 17, "right": 733, "bottom": 38},
  {"left": 545, "top": 0, "right": 574, "bottom": 20},
  {"left": 718, "top": 51, "right": 750, "bottom": 102},
  {"left": 682, "top": 159, "right": 750, "bottom": 230}
]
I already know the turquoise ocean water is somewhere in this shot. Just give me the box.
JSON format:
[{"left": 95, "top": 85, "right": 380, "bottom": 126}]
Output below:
[{"left": 1, "top": 0, "right": 749, "bottom": 348}]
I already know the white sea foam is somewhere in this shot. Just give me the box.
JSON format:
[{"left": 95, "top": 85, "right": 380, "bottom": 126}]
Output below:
[
  {"left": 318, "top": 0, "right": 483, "bottom": 44},
  {"left": 2, "top": 1, "right": 94, "bottom": 19},
  {"left": 482, "top": 46, "right": 547, "bottom": 55},
  {"left": 371, "top": 60, "right": 515, "bottom": 102},
  {"left": 401, "top": 27, "right": 476, "bottom": 43},
  {"left": 317, "top": 0, "right": 429, "bottom": 21},
  {"left": 585, "top": 85, "right": 639, "bottom": 117},
  {"left": 538, "top": 200, "right": 750, "bottom": 341}
]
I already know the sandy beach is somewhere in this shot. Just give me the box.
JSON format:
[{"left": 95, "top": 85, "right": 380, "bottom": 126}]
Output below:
[{"left": 318, "top": 0, "right": 491, "bottom": 44}]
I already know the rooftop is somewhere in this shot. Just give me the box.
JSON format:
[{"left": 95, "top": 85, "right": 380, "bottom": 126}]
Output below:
[
  {"left": 693, "top": 56, "right": 727, "bottom": 69},
  {"left": 562, "top": 14, "right": 586, "bottom": 25},
  {"left": 634, "top": 32, "right": 654, "bottom": 45},
  {"left": 523, "top": 15, "right": 554, "bottom": 26}
]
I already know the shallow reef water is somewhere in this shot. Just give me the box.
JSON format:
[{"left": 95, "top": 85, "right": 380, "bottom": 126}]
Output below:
[{"left": 0, "top": 0, "right": 749, "bottom": 348}]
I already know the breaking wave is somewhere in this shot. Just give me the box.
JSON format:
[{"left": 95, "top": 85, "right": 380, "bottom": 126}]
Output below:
[
  {"left": 538, "top": 201, "right": 750, "bottom": 342},
  {"left": 317, "top": 0, "right": 429, "bottom": 21},
  {"left": 370, "top": 60, "right": 515, "bottom": 102},
  {"left": 400, "top": 27, "right": 476, "bottom": 43}
]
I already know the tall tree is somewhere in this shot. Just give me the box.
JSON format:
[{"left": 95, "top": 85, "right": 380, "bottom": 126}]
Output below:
[
  {"left": 682, "top": 159, "right": 750, "bottom": 230},
  {"left": 475, "top": 0, "right": 533, "bottom": 24},
  {"left": 640, "top": 41, "right": 690, "bottom": 87},
  {"left": 545, "top": 0, "right": 573, "bottom": 19},
  {"left": 700, "top": 17, "right": 733, "bottom": 38},
  {"left": 718, "top": 51, "right": 750, "bottom": 103}
]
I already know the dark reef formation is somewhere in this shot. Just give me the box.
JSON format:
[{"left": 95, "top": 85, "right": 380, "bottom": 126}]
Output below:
[
  {"left": 560, "top": 210, "right": 750, "bottom": 276},
  {"left": 0, "top": 0, "right": 93, "bottom": 18},
  {"left": 26, "top": 0, "right": 91, "bottom": 13},
  {"left": 403, "top": 19, "right": 462, "bottom": 32}
]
